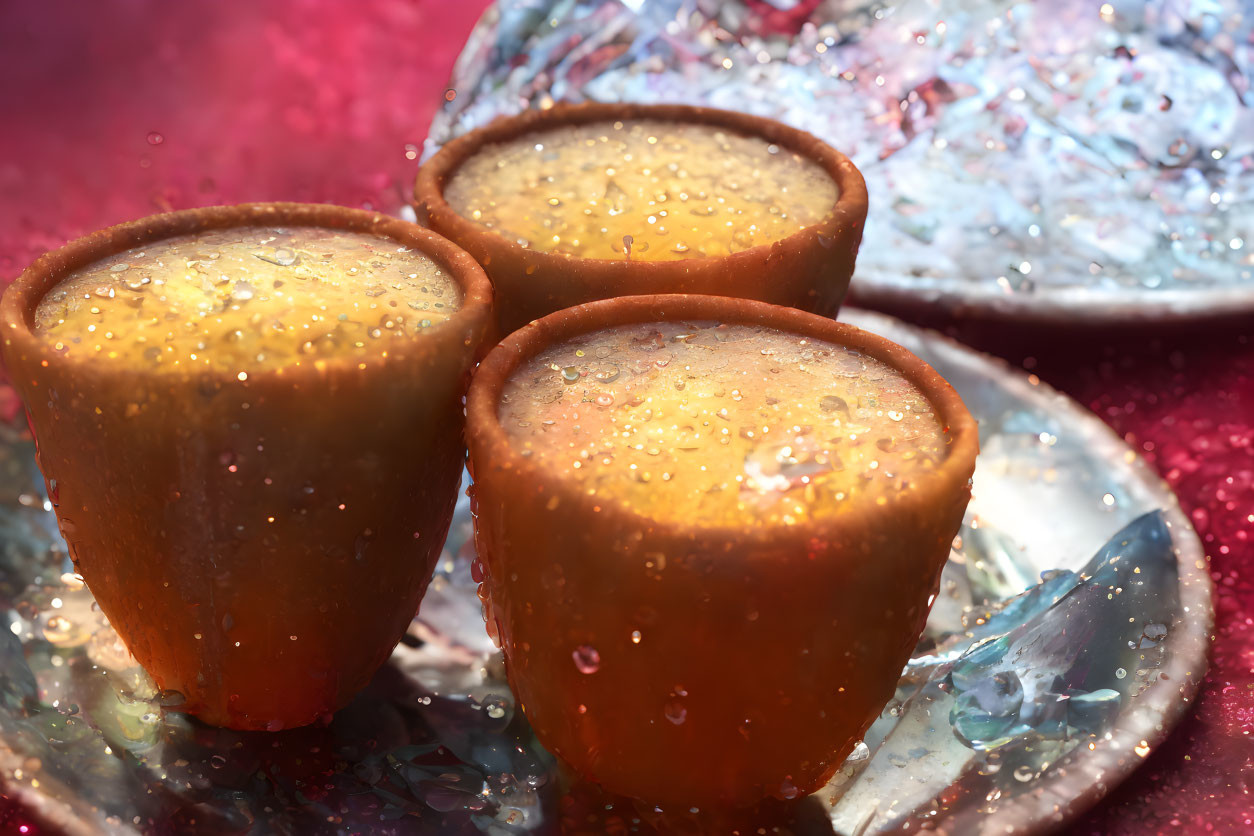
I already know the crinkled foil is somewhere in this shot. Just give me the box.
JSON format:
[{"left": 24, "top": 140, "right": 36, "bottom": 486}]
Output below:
[{"left": 428, "top": 0, "right": 1254, "bottom": 321}]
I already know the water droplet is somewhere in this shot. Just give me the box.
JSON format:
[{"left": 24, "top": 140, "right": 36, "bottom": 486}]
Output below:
[
  {"left": 776, "top": 778, "right": 799, "bottom": 800},
  {"left": 664, "top": 699, "right": 687, "bottom": 725},
  {"left": 1115, "top": 667, "right": 1127, "bottom": 679},
  {"left": 572, "top": 645, "right": 600, "bottom": 674},
  {"left": 630, "top": 630, "right": 642, "bottom": 644},
  {"left": 561, "top": 366, "right": 580, "bottom": 383},
  {"left": 486, "top": 615, "right": 503, "bottom": 648},
  {"left": 484, "top": 696, "right": 508, "bottom": 720},
  {"left": 254, "top": 247, "right": 298, "bottom": 267},
  {"left": 1141, "top": 623, "right": 1168, "bottom": 647},
  {"left": 146, "top": 131, "right": 164, "bottom": 146},
  {"left": 230, "top": 281, "right": 255, "bottom": 302},
  {"left": 820, "top": 394, "right": 849, "bottom": 413},
  {"left": 592, "top": 365, "right": 620, "bottom": 383},
  {"left": 210, "top": 754, "right": 227, "bottom": 769},
  {"left": 1013, "top": 765, "right": 1035, "bottom": 782},
  {"left": 42, "top": 615, "right": 79, "bottom": 645}
]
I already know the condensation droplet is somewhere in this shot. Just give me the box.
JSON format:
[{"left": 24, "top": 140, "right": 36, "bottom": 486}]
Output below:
[
  {"left": 484, "top": 696, "right": 508, "bottom": 720},
  {"left": 776, "top": 778, "right": 799, "bottom": 800},
  {"left": 572, "top": 645, "right": 600, "bottom": 674},
  {"left": 820, "top": 394, "right": 849, "bottom": 413}
]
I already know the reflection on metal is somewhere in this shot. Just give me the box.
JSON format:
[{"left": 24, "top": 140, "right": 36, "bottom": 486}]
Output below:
[
  {"left": 429, "top": 0, "right": 1254, "bottom": 323},
  {"left": 0, "top": 310, "right": 1211, "bottom": 834}
]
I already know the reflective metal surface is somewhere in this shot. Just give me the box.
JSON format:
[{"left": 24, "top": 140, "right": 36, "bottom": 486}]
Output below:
[
  {"left": 427, "top": 0, "right": 1254, "bottom": 323},
  {"left": 0, "top": 311, "right": 1211, "bottom": 834}
]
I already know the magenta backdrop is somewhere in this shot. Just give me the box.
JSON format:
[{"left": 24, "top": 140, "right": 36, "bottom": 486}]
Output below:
[{"left": 0, "top": 1, "right": 1250, "bottom": 833}]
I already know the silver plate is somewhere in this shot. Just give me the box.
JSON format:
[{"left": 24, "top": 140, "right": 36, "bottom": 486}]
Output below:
[
  {"left": 427, "top": 0, "right": 1254, "bottom": 325},
  {"left": 0, "top": 310, "right": 1211, "bottom": 834}
]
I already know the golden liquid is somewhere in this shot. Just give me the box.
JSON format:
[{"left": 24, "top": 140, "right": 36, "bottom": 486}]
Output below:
[
  {"left": 34, "top": 227, "right": 461, "bottom": 372},
  {"left": 444, "top": 119, "right": 837, "bottom": 262},
  {"left": 500, "top": 322, "right": 950, "bottom": 527}
]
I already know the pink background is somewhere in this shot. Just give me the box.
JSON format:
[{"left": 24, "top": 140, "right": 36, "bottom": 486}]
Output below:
[{"left": 0, "top": 1, "right": 1250, "bottom": 832}]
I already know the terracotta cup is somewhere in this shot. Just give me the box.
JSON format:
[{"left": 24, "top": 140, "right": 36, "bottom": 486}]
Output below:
[
  {"left": 415, "top": 102, "right": 869, "bottom": 334},
  {"left": 465, "top": 294, "right": 978, "bottom": 807},
  {"left": 0, "top": 203, "right": 493, "bottom": 730}
]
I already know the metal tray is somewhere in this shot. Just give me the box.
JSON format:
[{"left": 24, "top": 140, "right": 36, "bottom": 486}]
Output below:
[
  {"left": 427, "top": 0, "right": 1254, "bottom": 325},
  {"left": 0, "top": 310, "right": 1211, "bottom": 834}
]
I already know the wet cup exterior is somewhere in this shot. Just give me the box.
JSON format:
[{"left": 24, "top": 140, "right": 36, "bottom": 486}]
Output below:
[
  {"left": 465, "top": 294, "right": 977, "bottom": 806},
  {"left": 415, "top": 102, "right": 869, "bottom": 335},
  {"left": 0, "top": 203, "right": 493, "bottom": 730}
]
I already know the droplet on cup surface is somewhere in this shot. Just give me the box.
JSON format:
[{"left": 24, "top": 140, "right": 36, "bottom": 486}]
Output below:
[{"left": 572, "top": 645, "right": 601, "bottom": 674}]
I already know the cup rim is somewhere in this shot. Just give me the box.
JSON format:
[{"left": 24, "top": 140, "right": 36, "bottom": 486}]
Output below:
[
  {"left": 466, "top": 293, "right": 979, "bottom": 548},
  {"left": 0, "top": 202, "right": 495, "bottom": 383},
  {"left": 415, "top": 101, "right": 869, "bottom": 273}
]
